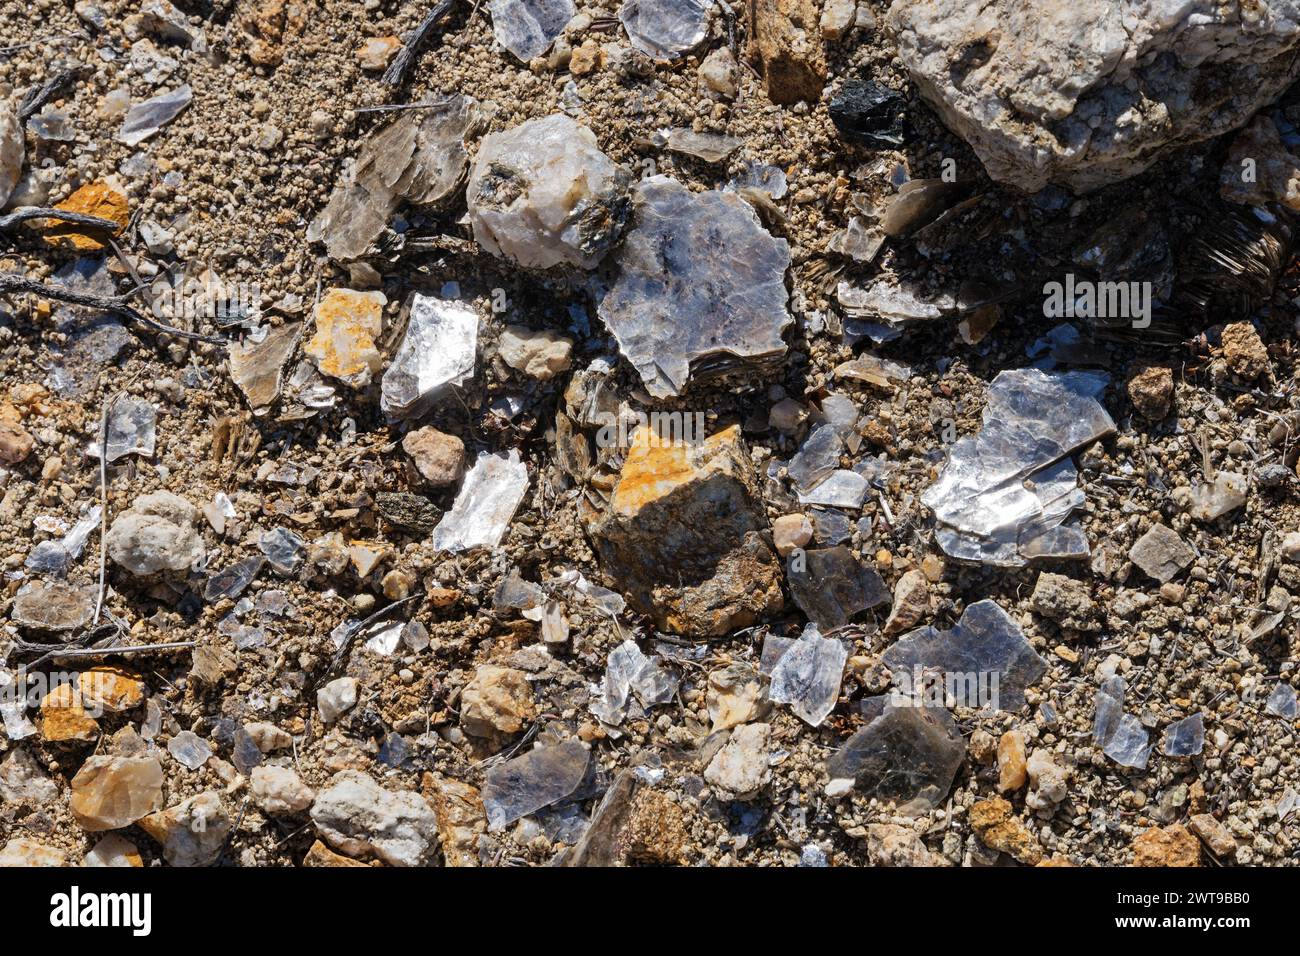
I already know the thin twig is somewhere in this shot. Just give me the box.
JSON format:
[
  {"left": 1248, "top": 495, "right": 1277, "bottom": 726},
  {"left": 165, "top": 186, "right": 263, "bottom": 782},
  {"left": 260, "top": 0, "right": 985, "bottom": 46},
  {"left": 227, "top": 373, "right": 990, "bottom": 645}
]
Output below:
[
  {"left": 26, "top": 641, "right": 195, "bottom": 669},
  {"left": 0, "top": 206, "right": 123, "bottom": 233},
  {"left": 323, "top": 594, "right": 421, "bottom": 678},
  {"left": 354, "top": 100, "right": 455, "bottom": 113},
  {"left": 0, "top": 272, "right": 224, "bottom": 344},
  {"left": 382, "top": 0, "right": 458, "bottom": 86},
  {"left": 93, "top": 392, "right": 121, "bottom": 627},
  {"left": 18, "top": 65, "right": 84, "bottom": 121}
]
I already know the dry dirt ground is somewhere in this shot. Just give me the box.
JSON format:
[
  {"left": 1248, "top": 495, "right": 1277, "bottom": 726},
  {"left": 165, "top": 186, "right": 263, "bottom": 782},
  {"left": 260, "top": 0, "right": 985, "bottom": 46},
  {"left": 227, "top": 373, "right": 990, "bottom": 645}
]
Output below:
[{"left": 0, "top": 0, "right": 1298, "bottom": 867}]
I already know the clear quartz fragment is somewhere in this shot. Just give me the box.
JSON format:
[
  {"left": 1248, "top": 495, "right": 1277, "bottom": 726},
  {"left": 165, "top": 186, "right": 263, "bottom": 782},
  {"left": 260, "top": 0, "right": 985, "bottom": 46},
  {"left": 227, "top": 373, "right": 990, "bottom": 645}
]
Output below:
[
  {"left": 664, "top": 128, "right": 741, "bottom": 163},
  {"left": 204, "top": 556, "right": 264, "bottom": 601},
  {"left": 1188, "top": 472, "right": 1248, "bottom": 521},
  {"left": 786, "top": 546, "right": 889, "bottom": 632},
  {"left": 1266, "top": 682, "right": 1297, "bottom": 718},
  {"left": 619, "top": 0, "right": 710, "bottom": 59},
  {"left": 787, "top": 424, "right": 842, "bottom": 492},
  {"left": 589, "top": 639, "right": 679, "bottom": 726},
  {"left": 598, "top": 176, "right": 791, "bottom": 398},
  {"left": 167, "top": 730, "right": 212, "bottom": 770},
  {"left": 482, "top": 738, "right": 590, "bottom": 830},
  {"left": 117, "top": 85, "right": 192, "bottom": 146},
  {"left": 1162, "top": 713, "right": 1205, "bottom": 757},
  {"left": 883, "top": 600, "right": 1047, "bottom": 712},
  {"left": 258, "top": 528, "right": 305, "bottom": 575},
  {"left": 489, "top": 0, "right": 574, "bottom": 61},
  {"left": 922, "top": 369, "right": 1114, "bottom": 567},
  {"left": 767, "top": 625, "right": 848, "bottom": 727},
  {"left": 825, "top": 696, "right": 966, "bottom": 807},
  {"left": 431, "top": 450, "right": 529, "bottom": 553},
  {"left": 798, "top": 470, "right": 869, "bottom": 509},
  {"left": 1092, "top": 677, "right": 1151, "bottom": 769},
  {"left": 380, "top": 294, "right": 478, "bottom": 418},
  {"left": 25, "top": 506, "right": 100, "bottom": 577},
  {"left": 99, "top": 396, "right": 157, "bottom": 463}
]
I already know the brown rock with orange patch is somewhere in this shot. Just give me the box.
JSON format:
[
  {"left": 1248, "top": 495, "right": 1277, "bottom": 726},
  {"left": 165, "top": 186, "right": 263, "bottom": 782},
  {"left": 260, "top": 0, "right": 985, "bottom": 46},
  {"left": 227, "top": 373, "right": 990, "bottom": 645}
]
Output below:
[
  {"left": 584, "top": 425, "right": 784, "bottom": 636},
  {"left": 42, "top": 181, "right": 129, "bottom": 251},
  {"left": 1132, "top": 823, "right": 1200, "bottom": 867}
]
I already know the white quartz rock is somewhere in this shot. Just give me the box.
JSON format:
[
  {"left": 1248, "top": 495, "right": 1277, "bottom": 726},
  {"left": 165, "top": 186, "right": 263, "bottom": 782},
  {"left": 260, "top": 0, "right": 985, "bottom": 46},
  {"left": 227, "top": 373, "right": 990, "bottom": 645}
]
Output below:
[
  {"left": 0, "top": 100, "right": 22, "bottom": 208},
  {"left": 466, "top": 114, "right": 630, "bottom": 270}
]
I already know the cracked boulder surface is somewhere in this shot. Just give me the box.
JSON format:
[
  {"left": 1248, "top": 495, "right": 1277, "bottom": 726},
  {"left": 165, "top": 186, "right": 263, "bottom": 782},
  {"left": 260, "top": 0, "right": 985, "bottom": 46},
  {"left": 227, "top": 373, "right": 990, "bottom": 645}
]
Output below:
[{"left": 889, "top": 0, "right": 1300, "bottom": 192}]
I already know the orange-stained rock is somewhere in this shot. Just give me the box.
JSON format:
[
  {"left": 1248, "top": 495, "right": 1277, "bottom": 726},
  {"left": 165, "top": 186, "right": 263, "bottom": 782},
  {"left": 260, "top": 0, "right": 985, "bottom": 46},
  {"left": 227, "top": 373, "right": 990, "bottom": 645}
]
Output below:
[
  {"left": 969, "top": 796, "right": 1042, "bottom": 865},
  {"left": 587, "top": 425, "right": 784, "bottom": 636},
  {"left": 70, "top": 755, "right": 163, "bottom": 830},
  {"left": 43, "top": 181, "right": 129, "bottom": 251},
  {"left": 78, "top": 666, "right": 146, "bottom": 714},
  {"left": 1132, "top": 823, "right": 1200, "bottom": 867},
  {"left": 304, "top": 289, "right": 386, "bottom": 387},
  {"left": 304, "top": 839, "right": 371, "bottom": 867},
  {"left": 40, "top": 684, "right": 99, "bottom": 743}
]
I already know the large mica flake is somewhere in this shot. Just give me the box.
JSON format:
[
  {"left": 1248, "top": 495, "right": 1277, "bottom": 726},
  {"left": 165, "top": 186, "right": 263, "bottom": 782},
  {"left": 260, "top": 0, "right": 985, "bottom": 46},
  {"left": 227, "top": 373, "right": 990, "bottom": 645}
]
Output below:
[
  {"left": 825, "top": 696, "right": 966, "bottom": 808},
  {"left": 490, "top": 0, "right": 574, "bottom": 62},
  {"left": 585, "top": 425, "right": 784, "bottom": 637},
  {"left": 598, "top": 176, "right": 792, "bottom": 399},
  {"left": 309, "top": 96, "right": 477, "bottom": 261},
  {"left": 431, "top": 450, "right": 529, "bottom": 553},
  {"left": 619, "top": 0, "right": 711, "bottom": 59},
  {"left": 466, "top": 114, "right": 631, "bottom": 270},
  {"left": 922, "top": 368, "right": 1113, "bottom": 566},
  {"left": 380, "top": 293, "right": 478, "bottom": 418},
  {"left": 882, "top": 600, "right": 1047, "bottom": 713},
  {"left": 889, "top": 0, "right": 1300, "bottom": 193}
]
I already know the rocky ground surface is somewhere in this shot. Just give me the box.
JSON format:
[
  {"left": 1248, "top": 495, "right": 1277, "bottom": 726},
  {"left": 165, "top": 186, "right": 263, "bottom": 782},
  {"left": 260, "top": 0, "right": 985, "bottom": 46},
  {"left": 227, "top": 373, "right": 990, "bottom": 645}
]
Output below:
[{"left": 0, "top": 0, "right": 1299, "bottom": 867}]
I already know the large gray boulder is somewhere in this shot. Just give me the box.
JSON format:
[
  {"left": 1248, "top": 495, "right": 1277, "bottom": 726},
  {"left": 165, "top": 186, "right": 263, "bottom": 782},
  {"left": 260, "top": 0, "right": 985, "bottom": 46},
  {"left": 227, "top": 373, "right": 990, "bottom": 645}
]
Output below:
[{"left": 889, "top": 0, "right": 1300, "bottom": 192}]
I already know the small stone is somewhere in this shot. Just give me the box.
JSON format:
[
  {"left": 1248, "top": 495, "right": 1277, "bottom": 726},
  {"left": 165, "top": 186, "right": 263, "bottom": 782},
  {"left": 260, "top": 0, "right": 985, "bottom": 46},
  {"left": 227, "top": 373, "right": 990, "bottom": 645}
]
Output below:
[
  {"left": 228, "top": 322, "right": 300, "bottom": 414},
  {"left": 1127, "top": 365, "right": 1174, "bottom": 421},
  {"left": 105, "top": 490, "right": 205, "bottom": 576},
  {"left": 746, "top": 0, "right": 826, "bottom": 105},
  {"left": 1221, "top": 322, "right": 1270, "bottom": 380},
  {"left": 706, "top": 664, "right": 764, "bottom": 732},
  {"left": 0, "top": 838, "right": 67, "bottom": 866},
  {"left": 356, "top": 35, "right": 400, "bottom": 70},
  {"left": 0, "top": 748, "right": 59, "bottom": 804},
  {"left": 460, "top": 665, "right": 536, "bottom": 738},
  {"left": 424, "top": 773, "right": 486, "bottom": 867},
  {"left": 498, "top": 325, "right": 573, "bottom": 380},
  {"left": 768, "top": 398, "right": 808, "bottom": 435},
  {"left": 569, "top": 39, "right": 602, "bottom": 74},
  {"left": 402, "top": 426, "right": 465, "bottom": 487},
  {"left": 310, "top": 771, "right": 440, "bottom": 866},
  {"left": 70, "top": 755, "right": 164, "bottom": 830},
  {"left": 0, "top": 101, "right": 22, "bottom": 208},
  {"left": 251, "top": 765, "right": 315, "bottom": 814},
  {"left": 139, "top": 791, "right": 231, "bottom": 866},
  {"left": 882, "top": 568, "right": 930, "bottom": 637},
  {"left": 819, "top": 0, "right": 855, "bottom": 39},
  {"left": 1129, "top": 524, "right": 1195, "bottom": 583},
  {"left": 772, "top": 513, "right": 813, "bottom": 556},
  {"left": 620, "top": 788, "right": 688, "bottom": 864},
  {"left": 1024, "top": 750, "right": 1069, "bottom": 811},
  {"left": 317, "top": 676, "right": 358, "bottom": 724},
  {"left": 1029, "top": 572, "right": 1098, "bottom": 631},
  {"left": 83, "top": 834, "right": 144, "bottom": 867},
  {"left": 41, "top": 684, "right": 99, "bottom": 743},
  {"left": 704, "top": 722, "right": 771, "bottom": 799},
  {"left": 828, "top": 76, "right": 908, "bottom": 149},
  {"left": 467, "top": 114, "right": 629, "bottom": 270},
  {"left": 303, "top": 839, "right": 367, "bottom": 866},
  {"left": 43, "top": 180, "right": 129, "bottom": 251},
  {"left": 244, "top": 721, "right": 293, "bottom": 753},
  {"left": 1188, "top": 814, "right": 1236, "bottom": 858},
  {"left": 698, "top": 46, "right": 737, "bottom": 98},
  {"left": 0, "top": 418, "right": 33, "bottom": 465},
  {"left": 305, "top": 289, "right": 386, "bottom": 388},
  {"left": 997, "top": 730, "right": 1027, "bottom": 793},
  {"left": 969, "top": 797, "right": 1042, "bottom": 865},
  {"left": 1282, "top": 533, "right": 1300, "bottom": 563},
  {"left": 1132, "top": 823, "right": 1200, "bottom": 867},
  {"left": 866, "top": 823, "right": 941, "bottom": 866},
  {"left": 78, "top": 666, "right": 145, "bottom": 714}
]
